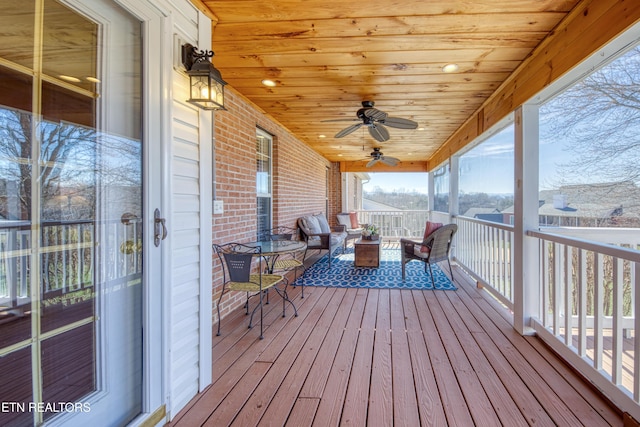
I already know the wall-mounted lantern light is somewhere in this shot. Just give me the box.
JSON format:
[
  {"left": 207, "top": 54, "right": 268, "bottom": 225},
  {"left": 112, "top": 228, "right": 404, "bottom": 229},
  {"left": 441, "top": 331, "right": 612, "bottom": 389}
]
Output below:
[{"left": 181, "top": 43, "right": 227, "bottom": 110}]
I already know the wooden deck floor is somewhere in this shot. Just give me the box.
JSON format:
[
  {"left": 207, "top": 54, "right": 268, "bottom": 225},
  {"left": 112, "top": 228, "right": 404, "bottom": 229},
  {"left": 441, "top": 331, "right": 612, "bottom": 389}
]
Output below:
[{"left": 167, "top": 262, "right": 623, "bottom": 426}]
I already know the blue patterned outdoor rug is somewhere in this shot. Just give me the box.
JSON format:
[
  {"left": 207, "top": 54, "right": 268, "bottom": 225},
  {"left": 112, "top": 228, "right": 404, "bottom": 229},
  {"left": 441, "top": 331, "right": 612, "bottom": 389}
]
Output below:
[{"left": 298, "top": 247, "right": 456, "bottom": 290}]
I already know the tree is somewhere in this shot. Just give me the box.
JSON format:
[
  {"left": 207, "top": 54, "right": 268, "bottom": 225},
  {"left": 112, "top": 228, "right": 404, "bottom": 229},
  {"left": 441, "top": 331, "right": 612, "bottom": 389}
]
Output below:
[{"left": 541, "top": 46, "right": 640, "bottom": 185}]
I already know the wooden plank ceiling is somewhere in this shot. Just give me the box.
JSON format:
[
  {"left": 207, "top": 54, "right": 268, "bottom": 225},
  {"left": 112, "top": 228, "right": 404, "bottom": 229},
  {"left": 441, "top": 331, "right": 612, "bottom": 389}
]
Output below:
[{"left": 197, "top": 0, "right": 580, "bottom": 171}]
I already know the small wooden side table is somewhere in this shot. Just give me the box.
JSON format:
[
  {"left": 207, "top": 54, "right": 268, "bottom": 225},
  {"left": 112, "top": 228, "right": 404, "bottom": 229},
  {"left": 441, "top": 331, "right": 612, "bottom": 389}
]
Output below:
[{"left": 354, "top": 237, "right": 381, "bottom": 267}]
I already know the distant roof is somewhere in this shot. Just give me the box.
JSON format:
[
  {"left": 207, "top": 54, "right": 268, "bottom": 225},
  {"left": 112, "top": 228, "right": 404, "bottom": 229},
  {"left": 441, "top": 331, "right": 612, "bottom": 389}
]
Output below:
[
  {"left": 362, "top": 198, "right": 403, "bottom": 211},
  {"left": 462, "top": 207, "right": 500, "bottom": 217},
  {"left": 502, "top": 181, "right": 640, "bottom": 219}
]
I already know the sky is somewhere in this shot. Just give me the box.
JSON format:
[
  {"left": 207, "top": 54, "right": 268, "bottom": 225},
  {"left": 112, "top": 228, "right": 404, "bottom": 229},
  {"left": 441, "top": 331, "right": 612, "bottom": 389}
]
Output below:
[
  {"left": 361, "top": 129, "right": 584, "bottom": 196},
  {"left": 363, "top": 172, "right": 428, "bottom": 194}
]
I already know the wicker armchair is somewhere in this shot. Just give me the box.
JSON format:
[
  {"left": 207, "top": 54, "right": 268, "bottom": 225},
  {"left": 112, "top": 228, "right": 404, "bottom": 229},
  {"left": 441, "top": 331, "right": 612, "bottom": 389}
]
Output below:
[{"left": 400, "top": 223, "right": 457, "bottom": 287}]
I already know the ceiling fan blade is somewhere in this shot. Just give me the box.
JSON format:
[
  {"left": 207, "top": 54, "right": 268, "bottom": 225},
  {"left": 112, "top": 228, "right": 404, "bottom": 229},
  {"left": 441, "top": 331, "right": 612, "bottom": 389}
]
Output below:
[
  {"left": 363, "top": 108, "right": 387, "bottom": 121},
  {"left": 380, "top": 156, "right": 400, "bottom": 166},
  {"left": 366, "top": 158, "right": 380, "bottom": 168},
  {"left": 335, "top": 123, "right": 363, "bottom": 138},
  {"left": 369, "top": 124, "right": 390, "bottom": 142},
  {"left": 321, "top": 118, "right": 360, "bottom": 122},
  {"left": 382, "top": 116, "right": 418, "bottom": 129}
]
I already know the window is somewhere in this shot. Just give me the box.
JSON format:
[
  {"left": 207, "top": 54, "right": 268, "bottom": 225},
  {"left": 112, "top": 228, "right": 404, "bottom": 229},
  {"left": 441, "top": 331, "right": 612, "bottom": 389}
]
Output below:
[
  {"left": 539, "top": 46, "right": 640, "bottom": 228},
  {"left": 433, "top": 163, "right": 449, "bottom": 213},
  {"left": 256, "top": 129, "right": 272, "bottom": 237},
  {"left": 458, "top": 123, "right": 514, "bottom": 223}
]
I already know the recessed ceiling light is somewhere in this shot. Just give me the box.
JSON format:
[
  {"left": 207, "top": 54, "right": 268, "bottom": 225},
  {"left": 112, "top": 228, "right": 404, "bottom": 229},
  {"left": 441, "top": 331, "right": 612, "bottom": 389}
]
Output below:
[
  {"left": 418, "top": 127, "right": 425, "bottom": 131},
  {"left": 442, "top": 63, "right": 459, "bottom": 73},
  {"left": 319, "top": 134, "right": 326, "bottom": 138},
  {"left": 338, "top": 154, "right": 343, "bottom": 157},
  {"left": 262, "top": 79, "right": 276, "bottom": 87},
  {"left": 86, "top": 76, "right": 101, "bottom": 83},
  {"left": 59, "top": 75, "right": 81, "bottom": 83}
]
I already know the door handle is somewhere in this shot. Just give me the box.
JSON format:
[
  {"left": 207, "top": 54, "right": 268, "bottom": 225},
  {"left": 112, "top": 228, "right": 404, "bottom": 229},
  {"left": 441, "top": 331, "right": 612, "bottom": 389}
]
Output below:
[{"left": 154, "top": 208, "right": 168, "bottom": 247}]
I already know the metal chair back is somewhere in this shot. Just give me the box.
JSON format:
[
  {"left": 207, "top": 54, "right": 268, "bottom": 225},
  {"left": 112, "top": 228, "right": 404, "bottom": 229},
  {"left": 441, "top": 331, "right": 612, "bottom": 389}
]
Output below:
[{"left": 214, "top": 243, "right": 261, "bottom": 283}]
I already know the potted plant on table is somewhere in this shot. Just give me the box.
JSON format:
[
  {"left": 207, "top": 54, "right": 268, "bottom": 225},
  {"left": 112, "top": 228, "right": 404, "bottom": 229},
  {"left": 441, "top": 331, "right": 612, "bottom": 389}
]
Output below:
[{"left": 361, "top": 224, "right": 379, "bottom": 240}]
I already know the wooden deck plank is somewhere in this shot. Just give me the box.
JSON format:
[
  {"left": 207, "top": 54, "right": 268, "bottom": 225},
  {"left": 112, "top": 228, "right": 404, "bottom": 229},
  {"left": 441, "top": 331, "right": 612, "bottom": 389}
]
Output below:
[
  {"left": 340, "top": 329, "right": 375, "bottom": 427},
  {"left": 368, "top": 290, "right": 393, "bottom": 425},
  {"left": 284, "top": 398, "right": 320, "bottom": 427},
  {"left": 254, "top": 290, "right": 359, "bottom": 427},
  {"left": 423, "top": 290, "right": 503, "bottom": 426},
  {"left": 388, "top": 290, "right": 421, "bottom": 425},
  {"left": 169, "top": 287, "right": 327, "bottom": 427},
  {"left": 312, "top": 328, "right": 360, "bottom": 426},
  {"left": 406, "top": 329, "right": 448, "bottom": 426},
  {"left": 412, "top": 290, "right": 476, "bottom": 426},
  {"left": 232, "top": 288, "right": 346, "bottom": 426},
  {"left": 434, "top": 290, "right": 530, "bottom": 426},
  {"left": 359, "top": 288, "right": 379, "bottom": 328},
  {"left": 344, "top": 288, "right": 369, "bottom": 330},
  {"left": 442, "top": 284, "right": 557, "bottom": 426},
  {"left": 299, "top": 288, "right": 359, "bottom": 398},
  {"left": 401, "top": 289, "right": 423, "bottom": 332},
  {"left": 202, "top": 362, "right": 271, "bottom": 427},
  {"left": 168, "top": 262, "right": 625, "bottom": 427},
  {"left": 367, "top": 328, "right": 393, "bottom": 426},
  {"left": 454, "top": 270, "right": 614, "bottom": 426},
  {"left": 211, "top": 286, "right": 317, "bottom": 383}
]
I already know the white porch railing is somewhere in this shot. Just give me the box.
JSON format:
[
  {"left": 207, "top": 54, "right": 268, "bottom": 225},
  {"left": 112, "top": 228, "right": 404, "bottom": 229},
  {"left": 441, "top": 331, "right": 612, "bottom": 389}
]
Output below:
[
  {"left": 528, "top": 229, "right": 640, "bottom": 410},
  {"left": 0, "top": 219, "right": 143, "bottom": 311},
  {"left": 454, "top": 216, "right": 515, "bottom": 309},
  {"left": 355, "top": 210, "right": 429, "bottom": 239},
  {"left": 448, "top": 214, "right": 640, "bottom": 414}
]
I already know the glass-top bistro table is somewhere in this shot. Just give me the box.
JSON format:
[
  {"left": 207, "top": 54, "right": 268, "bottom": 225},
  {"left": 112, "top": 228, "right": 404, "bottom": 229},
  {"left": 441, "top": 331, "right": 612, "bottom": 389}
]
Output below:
[
  {"left": 244, "top": 240, "right": 307, "bottom": 273},
  {"left": 236, "top": 239, "right": 307, "bottom": 316}
]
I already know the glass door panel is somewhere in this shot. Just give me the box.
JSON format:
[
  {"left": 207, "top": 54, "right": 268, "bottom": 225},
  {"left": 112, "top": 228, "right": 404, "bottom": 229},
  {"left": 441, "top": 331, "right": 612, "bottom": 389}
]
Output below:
[{"left": 0, "top": 1, "right": 143, "bottom": 425}]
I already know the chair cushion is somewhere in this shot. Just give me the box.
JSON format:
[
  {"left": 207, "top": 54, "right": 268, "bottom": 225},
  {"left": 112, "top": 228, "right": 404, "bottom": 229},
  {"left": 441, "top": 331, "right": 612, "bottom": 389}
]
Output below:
[
  {"left": 228, "top": 274, "right": 283, "bottom": 292},
  {"left": 331, "top": 231, "right": 347, "bottom": 245},
  {"left": 413, "top": 245, "right": 431, "bottom": 259},
  {"left": 421, "top": 221, "right": 443, "bottom": 253},
  {"left": 305, "top": 231, "right": 346, "bottom": 249},
  {"left": 273, "top": 258, "right": 304, "bottom": 270},
  {"left": 336, "top": 213, "right": 351, "bottom": 228},
  {"left": 314, "top": 213, "right": 331, "bottom": 233}
]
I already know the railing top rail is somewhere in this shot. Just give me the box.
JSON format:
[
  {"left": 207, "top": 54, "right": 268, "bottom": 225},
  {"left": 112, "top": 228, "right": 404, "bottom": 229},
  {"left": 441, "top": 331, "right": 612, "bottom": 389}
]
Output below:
[
  {"left": 453, "top": 214, "right": 514, "bottom": 232},
  {"left": 0, "top": 218, "right": 142, "bottom": 230},
  {"left": 528, "top": 229, "right": 640, "bottom": 262}
]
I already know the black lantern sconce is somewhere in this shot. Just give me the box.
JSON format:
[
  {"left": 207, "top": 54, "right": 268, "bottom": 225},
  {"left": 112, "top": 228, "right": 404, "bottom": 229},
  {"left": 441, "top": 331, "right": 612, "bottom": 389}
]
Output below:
[{"left": 181, "top": 43, "right": 227, "bottom": 110}]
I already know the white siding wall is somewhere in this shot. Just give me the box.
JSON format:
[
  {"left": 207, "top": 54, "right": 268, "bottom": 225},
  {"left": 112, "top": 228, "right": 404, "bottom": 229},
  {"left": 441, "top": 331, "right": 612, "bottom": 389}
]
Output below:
[
  {"left": 169, "top": 99, "right": 202, "bottom": 415},
  {"left": 164, "top": 1, "right": 212, "bottom": 419}
]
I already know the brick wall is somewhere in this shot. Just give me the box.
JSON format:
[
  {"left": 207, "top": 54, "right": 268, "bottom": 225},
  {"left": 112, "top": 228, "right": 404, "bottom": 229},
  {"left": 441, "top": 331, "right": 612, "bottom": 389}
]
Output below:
[{"left": 211, "top": 88, "right": 340, "bottom": 323}]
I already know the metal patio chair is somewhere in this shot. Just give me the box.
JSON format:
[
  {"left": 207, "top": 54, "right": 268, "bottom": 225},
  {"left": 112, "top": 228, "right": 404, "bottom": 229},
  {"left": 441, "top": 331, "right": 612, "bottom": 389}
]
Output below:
[{"left": 214, "top": 242, "right": 285, "bottom": 339}]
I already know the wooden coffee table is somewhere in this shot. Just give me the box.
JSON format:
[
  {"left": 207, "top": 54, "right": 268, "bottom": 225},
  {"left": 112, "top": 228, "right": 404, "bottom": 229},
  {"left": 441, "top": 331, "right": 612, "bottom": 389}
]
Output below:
[{"left": 354, "top": 237, "right": 381, "bottom": 267}]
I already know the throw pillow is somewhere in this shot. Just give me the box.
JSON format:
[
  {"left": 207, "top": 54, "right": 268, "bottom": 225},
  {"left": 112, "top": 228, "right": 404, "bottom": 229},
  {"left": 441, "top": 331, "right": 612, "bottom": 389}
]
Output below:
[
  {"left": 349, "top": 212, "right": 359, "bottom": 229},
  {"left": 314, "top": 213, "right": 331, "bottom": 233},
  {"left": 305, "top": 215, "right": 322, "bottom": 234},
  {"left": 420, "top": 221, "right": 443, "bottom": 253}
]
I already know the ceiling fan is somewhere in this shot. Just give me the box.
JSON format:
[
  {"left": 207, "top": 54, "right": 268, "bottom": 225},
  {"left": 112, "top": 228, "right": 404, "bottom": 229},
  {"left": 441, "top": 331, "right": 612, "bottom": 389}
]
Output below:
[
  {"left": 366, "top": 147, "right": 400, "bottom": 168},
  {"left": 323, "top": 101, "right": 418, "bottom": 142}
]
